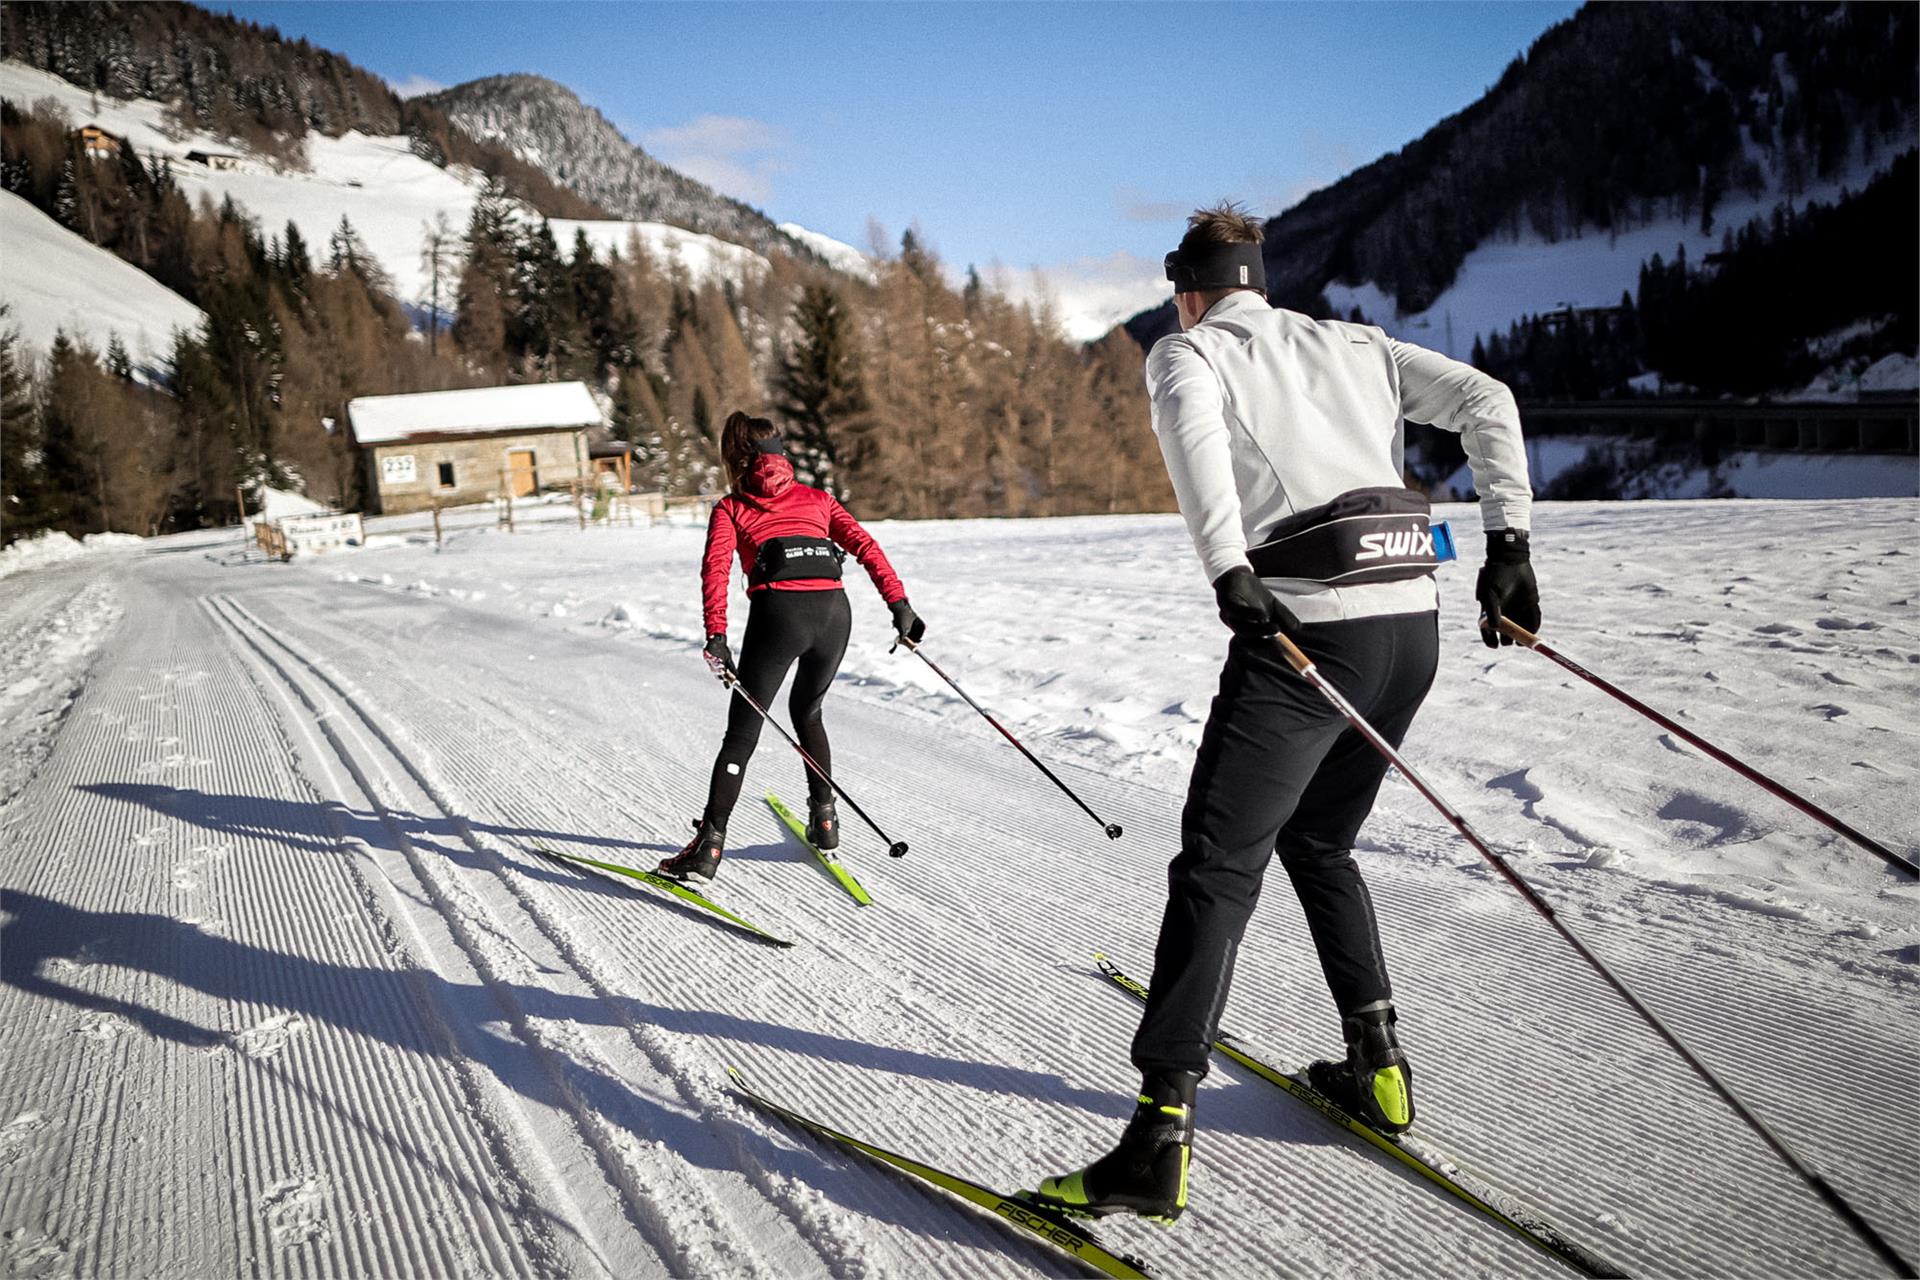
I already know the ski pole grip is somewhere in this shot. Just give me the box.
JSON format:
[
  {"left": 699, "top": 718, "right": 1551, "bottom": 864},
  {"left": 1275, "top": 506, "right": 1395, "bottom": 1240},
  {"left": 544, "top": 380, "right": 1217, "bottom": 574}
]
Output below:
[
  {"left": 1496, "top": 618, "right": 1541, "bottom": 647},
  {"left": 1274, "top": 633, "right": 1314, "bottom": 675}
]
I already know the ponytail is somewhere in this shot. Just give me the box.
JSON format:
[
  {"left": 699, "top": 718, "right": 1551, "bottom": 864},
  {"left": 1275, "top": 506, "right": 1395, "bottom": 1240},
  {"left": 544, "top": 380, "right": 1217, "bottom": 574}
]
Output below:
[{"left": 720, "top": 411, "right": 782, "bottom": 492}]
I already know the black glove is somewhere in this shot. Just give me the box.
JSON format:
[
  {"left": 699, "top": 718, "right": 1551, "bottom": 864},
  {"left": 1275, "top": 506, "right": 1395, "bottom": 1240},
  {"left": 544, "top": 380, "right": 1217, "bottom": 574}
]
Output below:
[
  {"left": 1476, "top": 530, "right": 1540, "bottom": 648},
  {"left": 1212, "top": 566, "right": 1301, "bottom": 639},
  {"left": 888, "top": 598, "right": 926, "bottom": 644},
  {"left": 703, "top": 633, "right": 734, "bottom": 674}
]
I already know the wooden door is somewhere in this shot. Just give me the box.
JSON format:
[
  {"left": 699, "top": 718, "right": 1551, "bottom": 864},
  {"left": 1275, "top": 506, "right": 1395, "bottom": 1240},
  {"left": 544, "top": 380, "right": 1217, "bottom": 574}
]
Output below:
[{"left": 508, "top": 449, "right": 537, "bottom": 497}]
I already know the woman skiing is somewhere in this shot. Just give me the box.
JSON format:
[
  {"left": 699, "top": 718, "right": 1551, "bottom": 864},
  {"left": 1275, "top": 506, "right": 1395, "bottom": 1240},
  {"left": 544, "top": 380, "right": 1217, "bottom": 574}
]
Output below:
[{"left": 658, "top": 411, "right": 925, "bottom": 881}]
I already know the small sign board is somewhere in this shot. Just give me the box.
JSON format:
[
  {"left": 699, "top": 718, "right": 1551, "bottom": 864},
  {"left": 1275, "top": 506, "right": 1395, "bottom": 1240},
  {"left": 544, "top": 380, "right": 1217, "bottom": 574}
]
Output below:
[
  {"left": 278, "top": 512, "right": 364, "bottom": 557},
  {"left": 381, "top": 454, "right": 418, "bottom": 484}
]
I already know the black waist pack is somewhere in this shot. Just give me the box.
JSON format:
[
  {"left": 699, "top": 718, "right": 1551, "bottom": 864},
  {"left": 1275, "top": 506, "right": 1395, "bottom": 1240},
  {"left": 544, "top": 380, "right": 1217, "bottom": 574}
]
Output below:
[
  {"left": 1247, "top": 487, "right": 1440, "bottom": 586},
  {"left": 749, "top": 535, "right": 845, "bottom": 587}
]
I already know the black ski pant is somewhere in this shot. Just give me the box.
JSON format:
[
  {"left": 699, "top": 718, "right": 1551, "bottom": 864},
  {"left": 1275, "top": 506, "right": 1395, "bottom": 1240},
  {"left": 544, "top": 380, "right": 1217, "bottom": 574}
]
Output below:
[
  {"left": 1132, "top": 610, "right": 1439, "bottom": 1079},
  {"left": 703, "top": 588, "right": 851, "bottom": 831}
]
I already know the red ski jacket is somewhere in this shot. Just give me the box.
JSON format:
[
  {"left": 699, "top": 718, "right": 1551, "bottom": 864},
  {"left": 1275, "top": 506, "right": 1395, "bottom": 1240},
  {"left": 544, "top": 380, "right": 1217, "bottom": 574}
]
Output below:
[{"left": 701, "top": 452, "right": 905, "bottom": 635}]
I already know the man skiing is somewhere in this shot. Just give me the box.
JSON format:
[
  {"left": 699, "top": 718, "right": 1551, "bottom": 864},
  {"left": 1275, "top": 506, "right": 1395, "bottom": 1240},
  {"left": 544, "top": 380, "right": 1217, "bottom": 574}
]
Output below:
[{"left": 1033, "top": 204, "right": 1539, "bottom": 1222}]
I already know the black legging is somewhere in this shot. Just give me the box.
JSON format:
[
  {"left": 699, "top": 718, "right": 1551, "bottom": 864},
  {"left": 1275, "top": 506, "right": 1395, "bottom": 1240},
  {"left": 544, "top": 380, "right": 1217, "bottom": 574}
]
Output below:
[{"left": 702, "top": 588, "right": 852, "bottom": 831}]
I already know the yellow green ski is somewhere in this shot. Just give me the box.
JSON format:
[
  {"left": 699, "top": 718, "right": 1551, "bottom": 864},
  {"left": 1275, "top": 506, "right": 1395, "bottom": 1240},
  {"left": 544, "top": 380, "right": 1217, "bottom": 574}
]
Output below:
[
  {"left": 728, "top": 1067, "right": 1153, "bottom": 1279},
  {"left": 766, "top": 793, "right": 873, "bottom": 905},
  {"left": 1092, "top": 953, "right": 1625, "bottom": 1277},
  {"left": 531, "top": 846, "right": 792, "bottom": 947}
]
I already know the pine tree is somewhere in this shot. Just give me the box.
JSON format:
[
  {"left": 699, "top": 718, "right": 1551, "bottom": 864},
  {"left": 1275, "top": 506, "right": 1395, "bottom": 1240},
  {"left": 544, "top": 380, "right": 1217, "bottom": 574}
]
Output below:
[
  {"left": 53, "top": 154, "right": 79, "bottom": 230},
  {"left": 282, "top": 219, "right": 311, "bottom": 282},
  {"left": 776, "top": 284, "right": 869, "bottom": 495},
  {"left": 37, "top": 331, "right": 97, "bottom": 533},
  {"left": 0, "top": 318, "right": 52, "bottom": 544},
  {"left": 106, "top": 333, "right": 132, "bottom": 381}
]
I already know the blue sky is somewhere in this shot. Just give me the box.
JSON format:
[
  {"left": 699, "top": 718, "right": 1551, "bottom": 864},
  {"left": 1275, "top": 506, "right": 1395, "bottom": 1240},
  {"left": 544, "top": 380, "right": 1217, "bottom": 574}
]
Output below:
[{"left": 222, "top": 2, "right": 1578, "bottom": 292}]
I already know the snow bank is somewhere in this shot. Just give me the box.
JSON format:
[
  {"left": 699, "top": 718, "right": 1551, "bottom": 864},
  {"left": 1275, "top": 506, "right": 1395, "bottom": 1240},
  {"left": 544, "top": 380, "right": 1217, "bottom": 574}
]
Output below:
[
  {"left": 249, "top": 487, "right": 331, "bottom": 523},
  {"left": 0, "top": 530, "right": 144, "bottom": 582},
  {"left": 777, "top": 222, "right": 876, "bottom": 281}
]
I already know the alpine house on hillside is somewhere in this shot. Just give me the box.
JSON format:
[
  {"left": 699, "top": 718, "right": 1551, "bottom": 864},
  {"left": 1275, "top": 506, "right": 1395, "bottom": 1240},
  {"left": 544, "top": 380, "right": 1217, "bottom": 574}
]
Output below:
[{"left": 349, "top": 382, "right": 605, "bottom": 514}]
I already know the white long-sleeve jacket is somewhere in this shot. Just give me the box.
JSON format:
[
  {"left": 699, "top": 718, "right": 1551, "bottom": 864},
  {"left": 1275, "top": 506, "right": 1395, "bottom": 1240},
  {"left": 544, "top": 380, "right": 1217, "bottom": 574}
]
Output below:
[{"left": 1146, "top": 290, "right": 1532, "bottom": 624}]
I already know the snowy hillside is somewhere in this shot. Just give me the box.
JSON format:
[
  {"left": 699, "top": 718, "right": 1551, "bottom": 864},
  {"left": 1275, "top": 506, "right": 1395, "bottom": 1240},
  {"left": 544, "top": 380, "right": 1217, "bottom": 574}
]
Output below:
[
  {"left": 778, "top": 223, "right": 876, "bottom": 282},
  {"left": 0, "top": 60, "right": 785, "bottom": 346},
  {"left": 426, "top": 74, "right": 805, "bottom": 262},
  {"left": 555, "top": 219, "right": 770, "bottom": 286},
  {"left": 997, "top": 253, "right": 1174, "bottom": 345},
  {"left": 0, "top": 500, "right": 1912, "bottom": 1277},
  {"left": 0, "top": 190, "right": 204, "bottom": 371},
  {"left": 1325, "top": 142, "right": 1912, "bottom": 357}
]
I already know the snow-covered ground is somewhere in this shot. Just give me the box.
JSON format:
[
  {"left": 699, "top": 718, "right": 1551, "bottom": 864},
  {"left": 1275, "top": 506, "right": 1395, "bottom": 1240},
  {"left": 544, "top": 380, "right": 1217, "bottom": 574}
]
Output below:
[
  {"left": 0, "top": 190, "right": 205, "bottom": 374},
  {"left": 1, "top": 501, "right": 1915, "bottom": 1277}
]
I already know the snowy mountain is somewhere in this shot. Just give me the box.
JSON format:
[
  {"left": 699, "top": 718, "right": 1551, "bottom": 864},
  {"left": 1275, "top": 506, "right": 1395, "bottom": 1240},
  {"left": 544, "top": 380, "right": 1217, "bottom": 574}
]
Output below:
[
  {"left": 1126, "top": 1, "right": 1919, "bottom": 369},
  {"left": 424, "top": 74, "right": 813, "bottom": 263},
  {"left": 0, "top": 59, "right": 777, "bottom": 357}
]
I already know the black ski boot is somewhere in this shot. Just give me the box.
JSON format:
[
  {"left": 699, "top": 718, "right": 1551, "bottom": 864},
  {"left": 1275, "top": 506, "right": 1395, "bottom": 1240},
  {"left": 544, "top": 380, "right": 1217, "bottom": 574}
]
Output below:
[
  {"left": 656, "top": 819, "right": 724, "bottom": 881},
  {"left": 806, "top": 796, "right": 839, "bottom": 851},
  {"left": 1029, "top": 1070, "right": 1199, "bottom": 1223},
  {"left": 1306, "top": 1000, "right": 1415, "bottom": 1134}
]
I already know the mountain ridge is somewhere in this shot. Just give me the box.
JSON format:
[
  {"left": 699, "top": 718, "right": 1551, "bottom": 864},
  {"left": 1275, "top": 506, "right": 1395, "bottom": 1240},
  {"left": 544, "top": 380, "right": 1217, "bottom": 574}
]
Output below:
[
  {"left": 1125, "top": 0, "right": 1917, "bottom": 358},
  {"left": 422, "top": 73, "right": 816, "bottom": 264}
]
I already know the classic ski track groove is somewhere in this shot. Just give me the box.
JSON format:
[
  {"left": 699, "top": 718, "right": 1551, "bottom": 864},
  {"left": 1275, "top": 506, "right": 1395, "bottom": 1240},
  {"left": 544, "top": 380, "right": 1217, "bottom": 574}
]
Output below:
[
  {"left": 200, "top": 594, "right": 584, "bottom": 1278},
  {"left": 209, "top": 593, "right": 823, "bottom": 1280},
  {"left": 228, "top": 591, "right": 1057, "bottom": 1280},
  {"left": 1, "top": 571, "right": 548, "bottom": 1278}
]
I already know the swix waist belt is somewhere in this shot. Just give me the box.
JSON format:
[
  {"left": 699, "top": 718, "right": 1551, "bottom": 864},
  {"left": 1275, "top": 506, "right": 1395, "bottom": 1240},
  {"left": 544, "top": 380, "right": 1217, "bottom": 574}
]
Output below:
[{"left": 1247, "top": 487, "right": 1446, "bottom": 586}]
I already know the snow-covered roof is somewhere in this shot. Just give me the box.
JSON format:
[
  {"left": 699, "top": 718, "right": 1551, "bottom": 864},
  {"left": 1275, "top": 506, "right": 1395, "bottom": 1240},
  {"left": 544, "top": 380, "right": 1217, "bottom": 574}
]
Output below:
[{"left": 348, "top": 382, "right": 604, "bottom": 445}]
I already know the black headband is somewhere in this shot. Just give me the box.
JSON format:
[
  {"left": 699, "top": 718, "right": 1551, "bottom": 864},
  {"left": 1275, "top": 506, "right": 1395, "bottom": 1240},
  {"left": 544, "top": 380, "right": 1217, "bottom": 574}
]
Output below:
[
  {"left": 1164, "top": 241, "right": 1266, "bottom": 294},
  {"left": 753, "top": 436, "right": 788, "bottom": 456}
]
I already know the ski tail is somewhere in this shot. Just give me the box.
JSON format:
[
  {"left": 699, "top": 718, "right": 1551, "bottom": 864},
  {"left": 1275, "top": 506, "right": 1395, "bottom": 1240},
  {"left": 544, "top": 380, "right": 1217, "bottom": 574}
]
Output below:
[
  {"left": 1091, "top": 954, "right": 1625, "bottom": 1278},
  {"left": 728, "top": 1067, "right": 1153, "bottom": 1279},
  {"left": 531, "top": 845, "right": 793, "bottom": 947},
  {"left": 766, "top": 793, "right": 873, "bottom": 905}
]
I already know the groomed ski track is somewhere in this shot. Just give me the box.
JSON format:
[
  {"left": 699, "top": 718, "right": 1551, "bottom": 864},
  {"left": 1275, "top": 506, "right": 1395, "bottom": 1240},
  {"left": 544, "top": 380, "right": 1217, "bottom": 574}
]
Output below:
[{"left": 2, "top": 507, "right": 1915, "bottom": 1279}]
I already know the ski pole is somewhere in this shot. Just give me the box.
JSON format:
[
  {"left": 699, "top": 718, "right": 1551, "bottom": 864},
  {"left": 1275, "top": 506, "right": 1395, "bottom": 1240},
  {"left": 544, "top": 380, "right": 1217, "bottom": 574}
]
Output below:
[
  {"left": 1495, "top": 619, "right": 1916, "bottom": 879},
  {"left": 893, "top": 637, "right": 1122, "bottom": 840},
  {"left": 704, "top": 654, "right": 909, "bottom": 858},
  {"left": 1272, "top": 632, "right": 1916, "bottom": 1279}
]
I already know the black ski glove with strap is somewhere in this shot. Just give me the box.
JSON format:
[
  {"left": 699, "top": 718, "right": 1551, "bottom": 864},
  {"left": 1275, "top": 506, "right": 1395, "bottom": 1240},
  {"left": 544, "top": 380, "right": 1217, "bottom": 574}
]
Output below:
[
  {"left": 889, "top": 598, "right": 926, "bottom": 644},
  {"left": 703, "top": 633, "right": 734, "bottom": 675},
  {"left": 1476, "top": 530, "right": 1540, "bottom": 648},
  {"left": 1212, "top": 566, "right": 1302, "bottom": 639}
]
